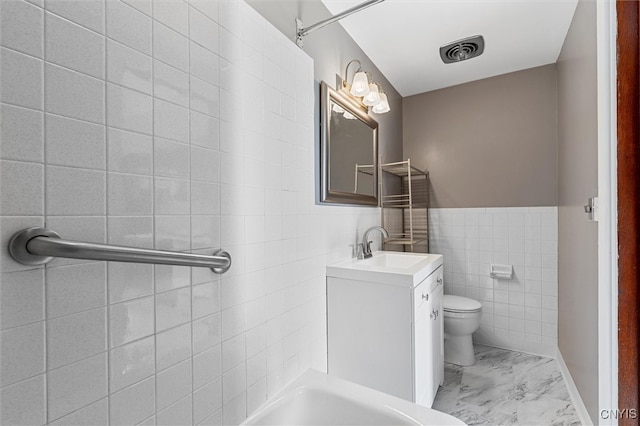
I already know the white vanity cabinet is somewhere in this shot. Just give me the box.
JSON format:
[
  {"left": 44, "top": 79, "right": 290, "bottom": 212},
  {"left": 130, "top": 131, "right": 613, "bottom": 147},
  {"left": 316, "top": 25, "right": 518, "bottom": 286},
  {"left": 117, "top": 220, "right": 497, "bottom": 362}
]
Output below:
[
  {"left": 327, "top": 258, "right": 444, "bottom": 408},
  {"left": 413, "top": 267, "right": 444, "bottom": 406}
]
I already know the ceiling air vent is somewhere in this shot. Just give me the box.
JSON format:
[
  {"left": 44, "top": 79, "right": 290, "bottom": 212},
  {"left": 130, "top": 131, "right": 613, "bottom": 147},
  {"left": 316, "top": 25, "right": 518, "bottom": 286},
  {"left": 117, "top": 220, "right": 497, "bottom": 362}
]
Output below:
[{"left": 440, "top": 35, "right": 485, "bottom": 64}]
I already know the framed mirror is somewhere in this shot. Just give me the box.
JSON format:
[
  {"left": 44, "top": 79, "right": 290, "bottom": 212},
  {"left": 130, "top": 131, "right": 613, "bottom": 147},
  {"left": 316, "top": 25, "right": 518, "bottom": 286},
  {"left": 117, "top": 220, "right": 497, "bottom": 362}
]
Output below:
[{"left": 320, "top": 81, "right": 379, "bottom": 206}]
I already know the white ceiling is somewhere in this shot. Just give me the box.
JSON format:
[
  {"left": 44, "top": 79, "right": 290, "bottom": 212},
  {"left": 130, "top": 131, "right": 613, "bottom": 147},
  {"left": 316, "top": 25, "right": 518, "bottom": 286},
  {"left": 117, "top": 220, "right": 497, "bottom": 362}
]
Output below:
[{"left": 321, "top": 0, "right": 578, "bottom": 97}]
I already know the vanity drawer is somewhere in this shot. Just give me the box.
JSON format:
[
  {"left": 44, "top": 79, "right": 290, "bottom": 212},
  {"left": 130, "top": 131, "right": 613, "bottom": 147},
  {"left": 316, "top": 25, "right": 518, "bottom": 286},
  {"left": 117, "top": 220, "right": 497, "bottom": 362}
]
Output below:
[{"left": 413, "top": 265, "right": 443, "bottom": 311}]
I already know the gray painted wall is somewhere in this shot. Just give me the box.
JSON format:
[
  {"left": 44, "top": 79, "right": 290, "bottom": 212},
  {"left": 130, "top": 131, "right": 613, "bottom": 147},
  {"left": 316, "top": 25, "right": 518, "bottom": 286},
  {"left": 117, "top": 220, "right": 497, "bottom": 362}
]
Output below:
[
  {"left": 402, "top": 65, "right": 558, "bottom": 208},
  {"left": 245, "top": 0, "right": 403, "bottom": 166},
  {"left": 557, "top": 0, "right": 599, "bottom": 422}
]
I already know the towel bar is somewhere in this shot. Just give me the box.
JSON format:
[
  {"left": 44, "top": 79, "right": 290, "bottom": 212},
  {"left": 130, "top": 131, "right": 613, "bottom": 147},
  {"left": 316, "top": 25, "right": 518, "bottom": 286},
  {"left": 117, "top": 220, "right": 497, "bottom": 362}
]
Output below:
[{"left": 8, "top": 227, "right": 231, "bottom": 274}]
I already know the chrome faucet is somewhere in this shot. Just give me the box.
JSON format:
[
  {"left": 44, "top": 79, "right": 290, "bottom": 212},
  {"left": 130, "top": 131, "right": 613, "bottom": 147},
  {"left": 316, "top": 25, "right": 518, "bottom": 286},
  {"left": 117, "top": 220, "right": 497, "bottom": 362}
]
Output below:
[{"left": 362, "top": 226, "right": 389, "bottom": 259}]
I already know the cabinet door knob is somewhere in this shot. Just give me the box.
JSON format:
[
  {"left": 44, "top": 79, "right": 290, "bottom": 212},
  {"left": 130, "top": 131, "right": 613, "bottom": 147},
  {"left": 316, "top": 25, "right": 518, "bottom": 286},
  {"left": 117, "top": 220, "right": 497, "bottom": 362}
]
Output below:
[
  {"left": 437, "top": 277, "right": 443, "bottom": 285},
  {"left": 422, "top": 293, "right": 429, "bottom": 301}
]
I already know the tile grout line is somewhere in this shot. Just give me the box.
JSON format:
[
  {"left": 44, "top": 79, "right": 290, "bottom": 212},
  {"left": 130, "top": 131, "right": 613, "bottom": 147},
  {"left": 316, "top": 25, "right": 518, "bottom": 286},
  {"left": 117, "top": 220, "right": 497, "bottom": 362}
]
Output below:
[
  {"left": 187, "top": 2, "right": 197, "bottom": 424},
  {"left": 103, "top": 0, "right": 111, "bottom": 423},
  {"left": 150, "top": 1, "right": 159, "bottom": 421},
  {"left": 215, "top": 6, "right": 226, "bottom": 421},
  {"left": 42, "top": 0, "right": 49, "bottom": 422}
]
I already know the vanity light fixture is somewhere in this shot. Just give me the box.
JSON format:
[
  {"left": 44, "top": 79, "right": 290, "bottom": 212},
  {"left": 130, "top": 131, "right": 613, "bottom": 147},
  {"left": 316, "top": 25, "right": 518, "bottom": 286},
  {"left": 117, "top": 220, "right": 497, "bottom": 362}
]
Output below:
[
  {"left": 350, "top": 69, "right": 370, "bottom": 97},
  {"left": 362, "top": 83, "right": 381, "bottom": 106},
  {"left": 372, "top": 91, "right": 391, "bottom": 114},
  {"left": 344, "top": 60, "right": 371, "bottom": 98},
  {"left": 342, "top": 59, "right": 391, "bottom": 115}
]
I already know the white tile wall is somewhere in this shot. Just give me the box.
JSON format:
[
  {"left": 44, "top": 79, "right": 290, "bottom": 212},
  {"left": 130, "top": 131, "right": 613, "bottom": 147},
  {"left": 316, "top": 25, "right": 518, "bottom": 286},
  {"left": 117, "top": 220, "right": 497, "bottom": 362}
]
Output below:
[
  {"left": 429, "top": 207, "right": 558, "bottom": 357},
  {"left": 0, "top": 0, "right": 379, "bottom": 424}
]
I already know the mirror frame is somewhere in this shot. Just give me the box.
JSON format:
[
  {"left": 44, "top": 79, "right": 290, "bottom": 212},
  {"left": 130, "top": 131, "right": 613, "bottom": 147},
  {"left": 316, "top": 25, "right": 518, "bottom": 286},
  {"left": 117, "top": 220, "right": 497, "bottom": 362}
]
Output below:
[{"left": 319, "top": 80, "right": 379, "bottom": 206}]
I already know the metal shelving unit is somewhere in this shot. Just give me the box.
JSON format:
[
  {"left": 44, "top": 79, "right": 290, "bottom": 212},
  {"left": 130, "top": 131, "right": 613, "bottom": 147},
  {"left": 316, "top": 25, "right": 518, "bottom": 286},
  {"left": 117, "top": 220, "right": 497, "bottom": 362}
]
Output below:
[{"left": 379, "top": 159, "right": 429, "bottom": 252}]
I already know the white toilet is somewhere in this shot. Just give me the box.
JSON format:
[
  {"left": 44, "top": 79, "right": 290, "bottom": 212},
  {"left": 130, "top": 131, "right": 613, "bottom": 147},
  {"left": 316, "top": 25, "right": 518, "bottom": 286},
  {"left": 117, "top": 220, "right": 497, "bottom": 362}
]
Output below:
[{"left": 443, "top": 295, "right": 482, "bottom": 366}]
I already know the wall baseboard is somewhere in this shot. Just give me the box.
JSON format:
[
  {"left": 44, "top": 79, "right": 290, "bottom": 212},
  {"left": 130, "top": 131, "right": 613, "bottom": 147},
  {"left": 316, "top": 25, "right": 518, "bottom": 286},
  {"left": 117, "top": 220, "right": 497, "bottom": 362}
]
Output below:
[
  {"left": 474, "top": 333, "right": 557, "bottom": 358},
  {"left": 556, "top": 347, "right": 593, "bottom": 426}
]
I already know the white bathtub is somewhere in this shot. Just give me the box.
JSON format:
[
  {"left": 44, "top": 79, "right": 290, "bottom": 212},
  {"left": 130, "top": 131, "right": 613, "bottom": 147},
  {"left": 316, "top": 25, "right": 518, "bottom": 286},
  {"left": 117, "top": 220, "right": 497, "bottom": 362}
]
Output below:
[{"left": 242, "top": 369, "right": 466, "bottom": 426}]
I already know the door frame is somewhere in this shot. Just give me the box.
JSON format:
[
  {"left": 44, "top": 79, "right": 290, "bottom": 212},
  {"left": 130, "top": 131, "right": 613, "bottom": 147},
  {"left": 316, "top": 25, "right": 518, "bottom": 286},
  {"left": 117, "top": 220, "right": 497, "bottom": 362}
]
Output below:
[
  {"left": 596, "top": 1, "right": 619, "bottom": 423},
  {"left": 615, "top": 1, "right": 639, "bottom": 424},
  {"left": 598, "top": 0, "right": 618, "bottom": 423}
]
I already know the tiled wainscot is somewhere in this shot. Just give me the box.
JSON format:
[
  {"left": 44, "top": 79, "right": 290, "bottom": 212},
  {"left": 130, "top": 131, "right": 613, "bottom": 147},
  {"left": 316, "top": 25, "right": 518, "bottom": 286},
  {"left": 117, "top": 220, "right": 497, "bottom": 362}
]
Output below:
[{"left": 429, "top": 207, "right": 558, "bottom": 356}]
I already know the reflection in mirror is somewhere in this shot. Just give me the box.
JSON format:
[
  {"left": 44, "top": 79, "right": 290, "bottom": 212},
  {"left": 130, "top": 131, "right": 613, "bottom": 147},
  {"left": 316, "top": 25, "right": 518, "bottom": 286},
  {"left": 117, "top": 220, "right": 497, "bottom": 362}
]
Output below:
[{"left": 320, "top": 81, "right": 379, "bottom": 206}]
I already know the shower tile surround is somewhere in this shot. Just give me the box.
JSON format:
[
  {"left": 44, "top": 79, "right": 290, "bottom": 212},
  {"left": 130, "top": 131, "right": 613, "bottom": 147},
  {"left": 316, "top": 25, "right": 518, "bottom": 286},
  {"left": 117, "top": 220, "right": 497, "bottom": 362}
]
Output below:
[
  {"left": 429, "top": 207, "right": 558, "bottom": 357},
  {"left": 0, "top": 1, "right": 379, "bottom": 425}
]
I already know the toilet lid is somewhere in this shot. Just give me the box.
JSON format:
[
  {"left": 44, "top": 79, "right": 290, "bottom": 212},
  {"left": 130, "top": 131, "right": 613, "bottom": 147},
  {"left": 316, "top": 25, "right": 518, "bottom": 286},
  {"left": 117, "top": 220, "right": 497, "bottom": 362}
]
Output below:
[{"left": 443, "top": 295, "right": 482, "bottom": 313}]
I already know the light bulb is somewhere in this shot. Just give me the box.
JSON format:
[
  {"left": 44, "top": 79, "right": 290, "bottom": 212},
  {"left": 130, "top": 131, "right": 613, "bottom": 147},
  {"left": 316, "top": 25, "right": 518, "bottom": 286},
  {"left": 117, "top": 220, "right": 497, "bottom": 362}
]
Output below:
[
  {"left": 350, "top": 70, "right": 370, "bottom": 97},
  {"left": 372, "top": 92, "right": 390, "bottom": 114},
  {"left": 343, "top": 111, "right": 356, "bottom": 120},
  {"left": 362, "top": 83, "right": 381, "bottom": 106},
  {"left": 332, "top": 103, "right": 345, "bottom": 114}
]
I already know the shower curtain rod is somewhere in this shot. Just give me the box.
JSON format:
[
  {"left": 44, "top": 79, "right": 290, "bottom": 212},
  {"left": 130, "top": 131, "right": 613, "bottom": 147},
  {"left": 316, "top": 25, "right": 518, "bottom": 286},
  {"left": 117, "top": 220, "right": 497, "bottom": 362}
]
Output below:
[
  {"left": 296, "top": 0, "right": 386, "bottom": 48},
  {"left": 9, "top": 227, "right": 232, "bottom": 274}
]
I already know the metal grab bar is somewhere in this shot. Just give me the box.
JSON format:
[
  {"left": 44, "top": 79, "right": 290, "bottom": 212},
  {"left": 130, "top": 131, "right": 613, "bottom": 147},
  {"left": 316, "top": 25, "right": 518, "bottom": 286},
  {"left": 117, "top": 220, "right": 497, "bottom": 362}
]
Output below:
[{"left": 9, "top": 227, "right": 232, "bottom": 274}]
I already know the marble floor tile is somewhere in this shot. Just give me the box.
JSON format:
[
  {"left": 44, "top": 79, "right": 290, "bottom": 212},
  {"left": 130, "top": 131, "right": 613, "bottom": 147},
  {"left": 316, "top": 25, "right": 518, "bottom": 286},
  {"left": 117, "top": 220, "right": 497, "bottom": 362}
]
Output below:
[
  {"left": 432, "top": 345, "right": 581, "bottom": 426},
  {"left": 450, "top": 401, "right": 517, "bottom": 426},
  {"left": 516, "top": 398, "right": 581, "bottom": 426},
  {"left": 514, "top": 358, "right": 571, "bottom": 403},
  {"left": 443, "top": 363, "right": 464, "bottom": 388},
  {"left": 433, "top": 385, "right": 460, "bottom": 413}
]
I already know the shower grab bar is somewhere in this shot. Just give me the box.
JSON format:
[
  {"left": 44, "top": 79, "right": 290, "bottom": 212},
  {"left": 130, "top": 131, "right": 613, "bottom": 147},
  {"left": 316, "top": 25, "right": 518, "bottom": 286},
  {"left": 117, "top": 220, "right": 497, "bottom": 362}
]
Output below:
[{"left": 8, "top": 227, "right": 232, "bottom": 274}]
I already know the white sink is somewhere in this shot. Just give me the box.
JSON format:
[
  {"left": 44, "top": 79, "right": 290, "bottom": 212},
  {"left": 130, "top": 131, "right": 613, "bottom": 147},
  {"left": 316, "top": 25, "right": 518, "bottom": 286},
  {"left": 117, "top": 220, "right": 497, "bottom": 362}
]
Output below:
[{"left": 326, "top": 251, "right": 443, "bottom": 287}]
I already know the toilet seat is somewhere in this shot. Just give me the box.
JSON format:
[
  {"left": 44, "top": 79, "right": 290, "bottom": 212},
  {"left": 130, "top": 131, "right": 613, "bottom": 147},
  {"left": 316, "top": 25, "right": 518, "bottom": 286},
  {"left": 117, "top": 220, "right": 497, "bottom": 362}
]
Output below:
[
  {"left": 442, "top": 295, "right": 482, "bottom": 366},
  {"left": 443, "top": 295, "right": 482, "bottom": 313}
]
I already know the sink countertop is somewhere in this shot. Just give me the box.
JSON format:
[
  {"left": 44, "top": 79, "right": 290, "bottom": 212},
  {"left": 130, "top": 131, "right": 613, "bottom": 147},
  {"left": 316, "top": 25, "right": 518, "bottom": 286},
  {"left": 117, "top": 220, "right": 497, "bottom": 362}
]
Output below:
[{"left": 326, "top": 251, "right": 443, "bottom": 287}]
